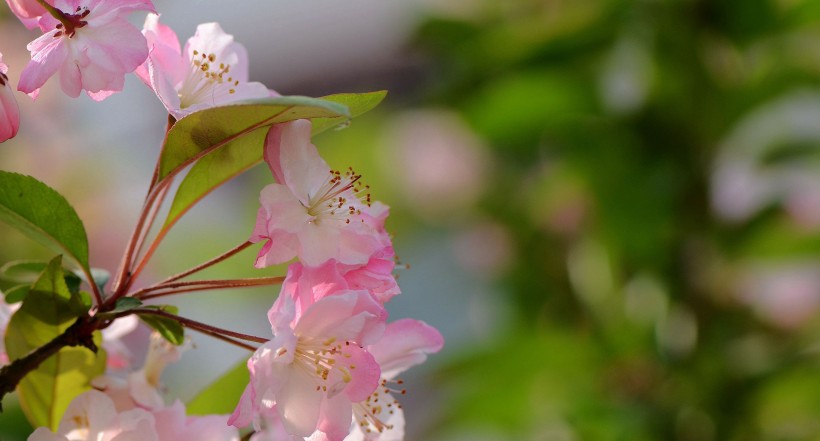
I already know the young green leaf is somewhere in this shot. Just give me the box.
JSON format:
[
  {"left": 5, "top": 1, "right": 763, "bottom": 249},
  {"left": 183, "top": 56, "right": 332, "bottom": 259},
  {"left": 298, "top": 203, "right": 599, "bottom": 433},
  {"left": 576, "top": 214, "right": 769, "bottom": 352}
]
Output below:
[
  {"left": 3, "top": 256, "right": 103, "bottom": 430},
  {"left": 157, "top": 95, "right": 350, "bottom": 183},
  {"left": 186, "top": 360, "right": 249, "bottom": 415},
  {"left": 137, "top": 305, "right": 184, "bottom": 345},
  {"left": 0, "top": 172, "right": 90, "bottom": 274},
  {"left": 162, "top": 91, "right": 387, "bottom": 231},
  {"left": 97, "top": 297, "right": 143, "bottom": 318}
]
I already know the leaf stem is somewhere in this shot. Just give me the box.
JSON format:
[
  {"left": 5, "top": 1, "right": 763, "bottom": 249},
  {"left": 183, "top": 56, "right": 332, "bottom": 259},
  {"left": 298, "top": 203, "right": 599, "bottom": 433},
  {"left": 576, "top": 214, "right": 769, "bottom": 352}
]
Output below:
[
  {"left": 134, "top": 309, "right": 269, "bottom": 344},
  {"left": 159, "top": 241, "right": 254, "bottom": 285},
  {"left": 133, "top": 276, "right": 284, "bottom": 300}
]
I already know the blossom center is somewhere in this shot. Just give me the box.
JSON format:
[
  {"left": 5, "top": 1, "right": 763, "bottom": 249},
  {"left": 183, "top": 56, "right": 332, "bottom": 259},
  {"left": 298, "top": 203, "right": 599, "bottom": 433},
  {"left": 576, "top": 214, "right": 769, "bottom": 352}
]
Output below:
[
  {"left": 53, "top": 7, "right": 91, "bottom": 38},
  {"left": 178, "top": 50, "right": 239, "bottom": 108},
  {"left": 287, "top": 336, "right": 357, "bottom": 396},
  {"left": 0, "top": 72, "right": 7, "bottom": 87},
  {"left": 304, "top": 167, "right": 371, "bottom": 225}
]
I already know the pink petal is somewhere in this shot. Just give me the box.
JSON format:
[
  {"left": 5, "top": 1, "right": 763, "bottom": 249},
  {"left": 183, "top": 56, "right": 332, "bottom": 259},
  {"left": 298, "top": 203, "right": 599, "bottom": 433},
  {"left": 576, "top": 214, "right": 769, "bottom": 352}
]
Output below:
[
  {"left": 263, "top": 123, "right": 286, "bottom": 184},
  {"left": 276, "top": 367, "right": 324, "bottom": 437},
  {"left": 315, "top": 394, "right": 353, "bottom": 441},
  {"left": 18, "top": 32, "right": 68, "bottom": 97},
  {"left": 368, "top": 319, "right": 444, "bottom": 379},
  {"left": 5, "top": 0, "right": 45, "bottom": 27},
  {"left": 278, "top": 120, "right": 331, "bottom": 202},
  {"left": 294, "top": 291, "right": 384, "bottom": 344},
  {"left": 0, "top": 77, "right": 20, "bottom": 142},
  {"left": 28, "top": 428, "right": 68, "bottom": 441},
  {"left": 337, "top": 346, "right": 380, "bottom": 402}
]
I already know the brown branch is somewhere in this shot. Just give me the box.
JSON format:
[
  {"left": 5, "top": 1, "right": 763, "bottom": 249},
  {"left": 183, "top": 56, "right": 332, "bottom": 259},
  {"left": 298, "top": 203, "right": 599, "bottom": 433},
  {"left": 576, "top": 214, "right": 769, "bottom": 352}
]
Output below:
[{"left": 0, "top": 316, "right": 97, "bottom": 410}]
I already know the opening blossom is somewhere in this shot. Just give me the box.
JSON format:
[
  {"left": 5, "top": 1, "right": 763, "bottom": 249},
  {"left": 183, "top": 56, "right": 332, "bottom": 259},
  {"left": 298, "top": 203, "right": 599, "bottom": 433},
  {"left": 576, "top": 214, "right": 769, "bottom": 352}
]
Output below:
[
  {"left": 17, "top": 0, "right": 156, "bottom": 100},
  {"left": 230, "top": 291, "right": 386, "bottom": 440},
  {"left": 136, "top": 14, "right": 270, "bottom": 119},
  {"left": 0, "top": 53, "right": 21, "bottom": 143},
  {"left": 251, "top": 120, "right": 390, "bottom": 268}
]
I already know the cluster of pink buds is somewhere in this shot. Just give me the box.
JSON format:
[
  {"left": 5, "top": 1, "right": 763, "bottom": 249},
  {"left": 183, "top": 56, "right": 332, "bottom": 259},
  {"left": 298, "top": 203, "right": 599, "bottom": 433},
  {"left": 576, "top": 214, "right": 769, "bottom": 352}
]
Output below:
[{"left": 0, "top": 1, "right": 443, "bottom": 440}]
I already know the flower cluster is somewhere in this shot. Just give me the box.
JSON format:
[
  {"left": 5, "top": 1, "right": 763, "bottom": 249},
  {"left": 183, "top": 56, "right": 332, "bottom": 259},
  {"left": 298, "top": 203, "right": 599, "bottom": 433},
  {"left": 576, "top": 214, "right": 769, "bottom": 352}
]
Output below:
[
  {"left": 30, "top": 334, "right": 240, "bottom": 441},
  {"left": 0, "top": 2, "right": 442, "bottom": 440},
  {"left": 233, "top": 120, "right": 444, "bottom": 440}
]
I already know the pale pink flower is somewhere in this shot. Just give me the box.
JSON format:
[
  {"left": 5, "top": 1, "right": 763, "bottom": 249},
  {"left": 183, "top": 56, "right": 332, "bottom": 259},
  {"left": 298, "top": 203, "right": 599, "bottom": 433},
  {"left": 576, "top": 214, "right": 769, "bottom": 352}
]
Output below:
[
  {"left": 251, "top": 120, "right": 389, "bottom": 268},
  {"left": 17, "top": 0, "right": 155, "bottom": 100},
  {"left": 93, "top": 331, "right": 190, "bottom": 411},
  {"left": 230, "top": 291, "right": 386, "bottom": 440},
  {"left": 135, "top": 14, "right": 269, "bottom": 118},
  {"left": 153, "top": 401, "right": 239, "bottom": 441},
  {"left": 0, "top": 53, "right": 21, "bottom": 143},
  {"left": 28, "top": 390, "right": 159, "bottom": 441}
]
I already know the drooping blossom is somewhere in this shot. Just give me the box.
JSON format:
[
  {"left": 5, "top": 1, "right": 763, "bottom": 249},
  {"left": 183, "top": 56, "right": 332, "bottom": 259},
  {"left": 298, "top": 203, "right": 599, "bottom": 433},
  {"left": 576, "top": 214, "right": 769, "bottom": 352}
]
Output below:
[
  {"left": 230, "top": 291, "right": 386, "bottom": 440},
  {"left": 0, "top": 294, "right": 21, "bottom": 364},
  {"left": 0, "top": 53, "right": 21, "bottom": 143},
  {"left": 17, "top": 0, "right": 156, "bottom": 100},
  {"left": 135, "top": 14, "right": 270, "bottom": 118},
  {"left": 251, "top": 120, "right": 390, "bottom": 268},
  {"left": 28, "top": 390, "right": 159, "bottom": 441}
]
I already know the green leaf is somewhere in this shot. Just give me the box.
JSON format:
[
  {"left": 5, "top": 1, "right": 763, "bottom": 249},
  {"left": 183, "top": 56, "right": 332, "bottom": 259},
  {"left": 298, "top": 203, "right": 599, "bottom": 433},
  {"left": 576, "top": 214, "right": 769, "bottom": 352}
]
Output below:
[
  {"left": 187, "top": 360, "right": 249, "bottom": 415},
  {"left": 1, "top": 260, "right": 49, "bottom": 282},
  {"left": 162, "top": 91, "right": 387, "bottom": 230},
  {"left": 97, "top": 297, "right": 143, "bottom": 318},
  {"left": 4, "top": 256, "right": 103, "bottom": 430},
  {"left": 3, "top": 284, "right": 30, "bottom": 304},
  {"left": 157, "top": 95, "right": 351, "bottom": 183},
  {"left": 0, "top": 172, "right": 90, "bottom": 273},
  {"left": 138, "top": 305, "right": 184, "bottom": 345}
]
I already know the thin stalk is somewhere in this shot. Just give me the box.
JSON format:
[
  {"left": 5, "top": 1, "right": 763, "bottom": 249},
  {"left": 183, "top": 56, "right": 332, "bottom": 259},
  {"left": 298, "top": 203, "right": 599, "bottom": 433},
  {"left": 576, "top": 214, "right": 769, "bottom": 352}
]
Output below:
[
  {"left": 160, "top": 241, "right": 253, "bottom": 285},
  {"left": 186, "top": 327, "right": 258, "bottom": 351},
  {"left": 134, "top": 308, "right": 269, "bottom": 343},
  {"left": 133, "top": 276, "right": 284, "bottom": 300},
  {"left": 33, "top": 0, "right": 71, "bottom": 29},
  {"left": 132, "top": 180, "right": 172, "bottom": 269},
  {"left": 110, "top": 178, "right": 171, "bottom": 299}
]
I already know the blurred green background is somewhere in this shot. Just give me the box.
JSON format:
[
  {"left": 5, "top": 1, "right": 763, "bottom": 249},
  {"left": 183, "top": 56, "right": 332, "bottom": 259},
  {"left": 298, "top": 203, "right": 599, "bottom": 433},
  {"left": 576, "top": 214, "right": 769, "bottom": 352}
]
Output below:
[{"left": 6, "top": 0, "right": 820, "bottom": 440}]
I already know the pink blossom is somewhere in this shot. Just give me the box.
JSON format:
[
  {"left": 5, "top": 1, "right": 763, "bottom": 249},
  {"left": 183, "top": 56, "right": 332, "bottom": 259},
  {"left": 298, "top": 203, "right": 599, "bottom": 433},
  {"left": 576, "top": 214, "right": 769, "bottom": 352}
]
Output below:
[
  {"left": 231, "top": 291, "right": 386, "bottom": 440},
  {"left": 135, "top": 14, "right": 269, "bottom": 118},
  {"left": 0, "top": 53, "right": 21, "bottom": 143},
  {"left": 28, "top": 390, "right": 159, "bottom": 441},
  {"left": 17, "top": 0, "right": 155, "bottom": 100},
  {"left": 251, "top": 120, "right": 389, "bottom": 268}
]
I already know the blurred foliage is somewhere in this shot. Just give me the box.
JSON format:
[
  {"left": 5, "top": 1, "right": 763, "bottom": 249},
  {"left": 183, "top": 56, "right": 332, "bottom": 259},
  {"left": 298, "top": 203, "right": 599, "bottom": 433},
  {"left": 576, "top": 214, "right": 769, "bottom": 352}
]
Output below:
[{"left": 406, "top": 0, "right": 820, "bottom": 439}]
